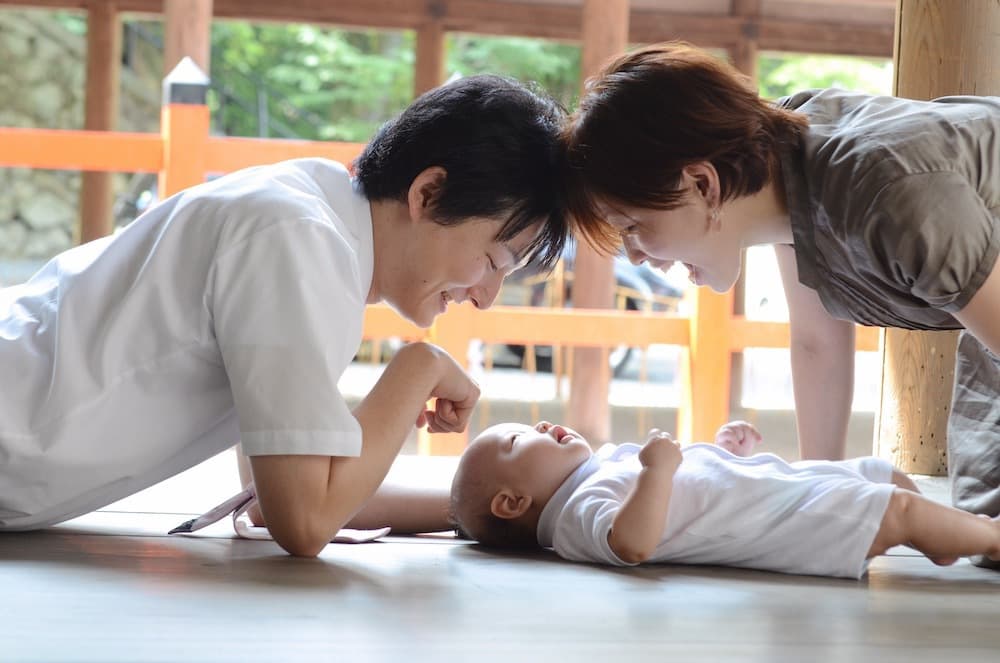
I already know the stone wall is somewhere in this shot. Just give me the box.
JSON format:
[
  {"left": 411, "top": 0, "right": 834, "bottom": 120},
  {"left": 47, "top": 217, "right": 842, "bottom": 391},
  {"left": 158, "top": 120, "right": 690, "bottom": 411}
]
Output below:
[{"left": 0, "top": 9, "right": 161, "bottom": 266}]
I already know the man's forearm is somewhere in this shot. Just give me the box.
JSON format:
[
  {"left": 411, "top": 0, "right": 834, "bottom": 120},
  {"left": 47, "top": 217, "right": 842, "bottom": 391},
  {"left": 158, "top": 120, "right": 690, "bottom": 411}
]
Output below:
[
  {"left": 251, "top": 344, "right": 446, "bottom": 556},
  {"left": 607, "top": 467, "right": 675, "bottom": 564}
]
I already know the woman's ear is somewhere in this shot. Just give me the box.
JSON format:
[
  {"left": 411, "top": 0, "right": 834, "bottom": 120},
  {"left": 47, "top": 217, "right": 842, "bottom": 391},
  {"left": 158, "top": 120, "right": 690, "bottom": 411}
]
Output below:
[
  {"left": 683, "top": 161, "right": 721, "bottom": 208},
  {"left": 490, "top": 489, "right": 533, "bottom": 520},
  {"left": 407, "top": 166, "right": 448, "bottom": 223}
]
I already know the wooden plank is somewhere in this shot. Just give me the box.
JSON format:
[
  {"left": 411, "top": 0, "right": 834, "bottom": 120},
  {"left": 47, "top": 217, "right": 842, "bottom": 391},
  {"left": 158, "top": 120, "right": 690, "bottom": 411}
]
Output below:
[
  {"left": 0, "top": 128, "right": 162, "bottom": 171},
  {"left": 78, "top": 0, "right": 121, "bottom": 243}
]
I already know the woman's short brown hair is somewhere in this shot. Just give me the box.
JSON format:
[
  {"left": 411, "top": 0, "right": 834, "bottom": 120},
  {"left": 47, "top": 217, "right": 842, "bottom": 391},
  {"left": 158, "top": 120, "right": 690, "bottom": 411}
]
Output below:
[{"left": 563, "top": 41, "right": 808, "bottom": 253}]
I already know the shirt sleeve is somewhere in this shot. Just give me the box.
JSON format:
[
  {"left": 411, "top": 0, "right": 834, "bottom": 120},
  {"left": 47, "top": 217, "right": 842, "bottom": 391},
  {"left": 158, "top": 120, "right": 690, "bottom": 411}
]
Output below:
[
  {"left": 552, "top": 477, "right": 638, "bottom": 567},
  {"left": 210, "top": 217, "right": 366, "bottom": 457},
  {"left": 867, "top": 172, "right": 1000, "bottom": 313}
]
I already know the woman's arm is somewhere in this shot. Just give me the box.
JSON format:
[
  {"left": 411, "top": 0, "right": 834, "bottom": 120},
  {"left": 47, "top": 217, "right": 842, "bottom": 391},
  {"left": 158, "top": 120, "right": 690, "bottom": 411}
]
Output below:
[
  {"left": 954, "top": 254, "right": 1000, "bottom": 356},
  {"left": 607, "top": 431, "right": 683, "bottom": 564},
  {"left": 775, "top": 244, "right": 856, "bottom": 460}
]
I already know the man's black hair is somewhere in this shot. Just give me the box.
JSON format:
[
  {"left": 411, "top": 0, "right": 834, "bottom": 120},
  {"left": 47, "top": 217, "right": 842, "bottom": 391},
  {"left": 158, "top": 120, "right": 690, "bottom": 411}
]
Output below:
[{"left": 354, "top": 74, "right": 568, "bottom": 271}]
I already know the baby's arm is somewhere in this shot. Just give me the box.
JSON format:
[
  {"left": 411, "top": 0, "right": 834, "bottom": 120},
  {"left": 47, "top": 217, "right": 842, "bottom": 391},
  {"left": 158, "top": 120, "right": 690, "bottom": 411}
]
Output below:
[{"left": 606, "top": 430, "right": 683, "bottom": 564}]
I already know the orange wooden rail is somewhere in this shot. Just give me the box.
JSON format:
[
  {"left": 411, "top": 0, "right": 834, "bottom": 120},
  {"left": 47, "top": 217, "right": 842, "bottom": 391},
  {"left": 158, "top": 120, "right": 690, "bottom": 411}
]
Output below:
[{"left": 0, "top": 104, "right": 880, "bottom": 454}]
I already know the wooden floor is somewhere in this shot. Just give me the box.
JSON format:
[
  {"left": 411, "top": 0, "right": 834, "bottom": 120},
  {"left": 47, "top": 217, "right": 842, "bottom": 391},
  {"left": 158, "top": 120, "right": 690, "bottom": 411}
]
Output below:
[{"left": 3, "top": 453, "right": 1000, "bottom": 662}]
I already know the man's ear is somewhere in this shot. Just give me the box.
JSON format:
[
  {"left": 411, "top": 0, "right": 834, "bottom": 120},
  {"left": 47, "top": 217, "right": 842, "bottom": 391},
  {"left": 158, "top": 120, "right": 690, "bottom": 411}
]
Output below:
[
  {"left": 490, "top": 489, "right": 533, "bottom": 520},
  {"left": 407, "top": 166, "right": 448, "bottom": 223}
]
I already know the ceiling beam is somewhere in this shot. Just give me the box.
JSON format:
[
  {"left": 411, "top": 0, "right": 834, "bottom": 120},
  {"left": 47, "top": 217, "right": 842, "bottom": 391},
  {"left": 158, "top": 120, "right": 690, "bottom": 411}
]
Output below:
[{"left": 0, "top": 0, "right": 894, "bottom": 57}]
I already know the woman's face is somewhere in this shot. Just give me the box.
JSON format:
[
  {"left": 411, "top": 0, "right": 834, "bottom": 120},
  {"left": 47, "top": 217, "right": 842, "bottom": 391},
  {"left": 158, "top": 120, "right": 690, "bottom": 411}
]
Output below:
[{"left": 598, "top": 193, "right": 743, "bottom": 294}]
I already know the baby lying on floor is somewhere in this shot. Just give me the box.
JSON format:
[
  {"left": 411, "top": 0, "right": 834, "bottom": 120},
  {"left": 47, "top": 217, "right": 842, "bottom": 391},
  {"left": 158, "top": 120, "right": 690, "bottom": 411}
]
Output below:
[{"left": 449, "top": 420, "right": 1000, "bottom": 579}]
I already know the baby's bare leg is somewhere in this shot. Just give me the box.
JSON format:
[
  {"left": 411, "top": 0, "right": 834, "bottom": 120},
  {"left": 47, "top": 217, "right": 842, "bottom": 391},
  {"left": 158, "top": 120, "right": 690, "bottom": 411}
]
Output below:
[{"left": 868, "top": 489, "right": 1000, "bottom": 564}]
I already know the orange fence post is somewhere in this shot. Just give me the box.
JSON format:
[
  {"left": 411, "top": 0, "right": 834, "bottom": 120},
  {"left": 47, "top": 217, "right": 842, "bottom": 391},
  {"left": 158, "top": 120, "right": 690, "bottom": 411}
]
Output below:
[
  {"left": 421, "top": 304, "right": 474, "bottom": 455},
  {"left": 159, "top": 57, "right": 210, "bottom": 198},
  {"left": 678, "top": 288, "right": 734, "bottom": 443}
]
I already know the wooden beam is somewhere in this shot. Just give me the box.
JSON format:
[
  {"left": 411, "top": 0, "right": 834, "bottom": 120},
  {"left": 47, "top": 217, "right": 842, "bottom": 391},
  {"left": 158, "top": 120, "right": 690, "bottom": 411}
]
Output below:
[
  {"left": 0, "top": 0, "right": 895, "bottom": 57},
  {"left": 566, "top": 0, "right": 629, "bottom": 446},
  {"left": 78, "top": 0, "right": 121, "bottom": 244},
  {"left": 165, "top": 0, "right": 213, "bottom": 74},
  {"left": 414, "top": 20, "right": 446, "bottom": 97}
]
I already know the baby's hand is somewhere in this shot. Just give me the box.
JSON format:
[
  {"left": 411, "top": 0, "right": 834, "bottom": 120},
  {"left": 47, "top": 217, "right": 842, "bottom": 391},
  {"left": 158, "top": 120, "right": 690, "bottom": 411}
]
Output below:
[
  {"left": 714, "top": 420, "right": 762, "bottom": 458},
  {"left": 639, "top": 428, "right": 683, "bottom": 473}
]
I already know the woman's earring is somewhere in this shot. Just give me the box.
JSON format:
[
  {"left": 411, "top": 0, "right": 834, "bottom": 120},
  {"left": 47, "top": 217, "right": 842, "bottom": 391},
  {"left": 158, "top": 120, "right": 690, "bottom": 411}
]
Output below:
[{"left": 709, "top": 207, "right": 722, "bottom": 231}]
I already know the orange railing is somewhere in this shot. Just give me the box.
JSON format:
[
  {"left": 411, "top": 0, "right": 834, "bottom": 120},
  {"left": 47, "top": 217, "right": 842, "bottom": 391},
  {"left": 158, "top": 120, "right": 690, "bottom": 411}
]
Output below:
[{"left": 0, "top": 99, "right": 880, "bottom": 454}]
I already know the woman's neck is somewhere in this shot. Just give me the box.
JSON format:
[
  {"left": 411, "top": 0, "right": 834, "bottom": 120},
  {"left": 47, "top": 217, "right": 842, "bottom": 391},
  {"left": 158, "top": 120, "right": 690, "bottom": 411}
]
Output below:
[{"left": 727, "top": 179, "right": 793, "bottom": 248}]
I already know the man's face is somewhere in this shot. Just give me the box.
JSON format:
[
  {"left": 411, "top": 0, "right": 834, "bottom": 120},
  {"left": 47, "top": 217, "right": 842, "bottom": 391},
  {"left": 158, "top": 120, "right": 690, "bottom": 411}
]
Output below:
[{"left": 387, "top": 217, "right": 538, "bottom": 328}]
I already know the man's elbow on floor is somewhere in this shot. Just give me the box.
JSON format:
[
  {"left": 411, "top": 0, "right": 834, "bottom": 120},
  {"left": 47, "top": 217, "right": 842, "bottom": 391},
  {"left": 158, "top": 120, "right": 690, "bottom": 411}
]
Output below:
[{"left": 270, "top": 519, "right": 336, "bottom": 558}]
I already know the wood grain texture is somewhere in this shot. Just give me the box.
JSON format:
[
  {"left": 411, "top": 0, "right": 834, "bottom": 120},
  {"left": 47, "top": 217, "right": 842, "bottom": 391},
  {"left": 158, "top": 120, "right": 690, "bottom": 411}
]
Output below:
[{"left": 876, "top": 0, "right": 1000, "bottom": 474}]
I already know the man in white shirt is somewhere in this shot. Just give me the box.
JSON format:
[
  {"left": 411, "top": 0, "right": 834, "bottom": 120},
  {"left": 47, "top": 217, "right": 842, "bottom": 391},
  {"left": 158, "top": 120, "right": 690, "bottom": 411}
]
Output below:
[{"left": 0, "top": 74, "right": 572, "bottom": 557}]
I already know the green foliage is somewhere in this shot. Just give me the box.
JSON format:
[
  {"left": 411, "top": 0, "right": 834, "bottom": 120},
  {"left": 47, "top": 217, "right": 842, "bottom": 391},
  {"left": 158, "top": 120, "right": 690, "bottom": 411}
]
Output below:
[
  {"left": 210, "top": 22, "right": 414, "bottom": 141},
  {"left": 758, "top": 52, "right": 893, "bottom": 100},
  {"left": 208, "top": 25, "right": 581, "bottom": 140},
  {"left": 447, "top": 35, "right": 581, "bottom": 110}
]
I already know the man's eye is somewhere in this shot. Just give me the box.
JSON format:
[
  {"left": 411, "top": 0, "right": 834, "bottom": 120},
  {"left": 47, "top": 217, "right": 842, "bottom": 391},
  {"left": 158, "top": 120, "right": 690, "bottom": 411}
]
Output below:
[{"left": 488, "top": 256, "right": 498, "bottom": 271}]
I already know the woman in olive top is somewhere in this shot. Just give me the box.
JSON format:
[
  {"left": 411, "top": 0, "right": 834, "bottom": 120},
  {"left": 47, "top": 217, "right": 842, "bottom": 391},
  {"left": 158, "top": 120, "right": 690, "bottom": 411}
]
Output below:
[{"left": 559, "top": 42, "right": 1000, "bottom": 567}]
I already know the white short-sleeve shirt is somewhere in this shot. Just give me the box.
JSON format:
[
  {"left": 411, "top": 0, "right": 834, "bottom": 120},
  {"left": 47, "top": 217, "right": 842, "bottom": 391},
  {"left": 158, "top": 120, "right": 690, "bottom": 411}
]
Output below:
[
  {"left": 0, "top": 158, "right": 373, "bottom": 530},
  {"left": 537, "top": 444, "right": 895, "bottom": 579}
]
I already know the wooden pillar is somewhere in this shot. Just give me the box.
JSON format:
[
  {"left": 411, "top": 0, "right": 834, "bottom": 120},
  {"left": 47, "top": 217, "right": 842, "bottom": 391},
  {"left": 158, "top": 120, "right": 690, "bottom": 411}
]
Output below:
[
  {"left": 731, "top": 0, "right": 760, "bottom": 80},
  {"left": 727, "top": 0, "right": 760, "bottom": 416},
  {"left": 164, "top": 0, "right": 213, "bottom": 75},
  {"left": 414, "top": 21, "right": 446, "bottom": 97},
  {"left": 159, "top": 58, "right": 210, "bottom": 197},
  {"left": 565, "top": 0, "right": 629, "bottom": 445},
  {"left": 78, "top": 0, "right": 121, "bottom": 244},
  {"left": 875, "top": 0, "right": 1000, "bottom": 474}
]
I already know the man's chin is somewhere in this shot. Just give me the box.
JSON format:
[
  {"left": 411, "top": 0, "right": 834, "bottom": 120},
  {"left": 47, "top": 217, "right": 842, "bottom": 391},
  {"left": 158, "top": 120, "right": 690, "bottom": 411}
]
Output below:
[{"left": 387, "top": 302, "right": 436, "bottom": 329}]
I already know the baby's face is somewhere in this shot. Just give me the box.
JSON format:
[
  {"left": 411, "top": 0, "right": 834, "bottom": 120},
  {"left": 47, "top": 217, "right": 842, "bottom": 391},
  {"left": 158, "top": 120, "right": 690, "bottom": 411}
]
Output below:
[{"left": 468, "top": 421, "right": 594, "bottom": 496}]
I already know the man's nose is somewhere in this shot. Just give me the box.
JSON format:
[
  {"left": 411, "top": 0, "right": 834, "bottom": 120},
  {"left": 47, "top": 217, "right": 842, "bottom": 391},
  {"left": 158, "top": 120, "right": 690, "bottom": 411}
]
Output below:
[{"left": 470, "top": 272, "right": 503, "bottom": 310}]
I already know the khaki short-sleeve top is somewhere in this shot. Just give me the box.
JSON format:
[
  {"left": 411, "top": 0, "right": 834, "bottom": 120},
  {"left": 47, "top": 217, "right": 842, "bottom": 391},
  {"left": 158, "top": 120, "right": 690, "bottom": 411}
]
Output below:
[{"left": 777, "top": 89, "right": 1000, "bottom": 330}]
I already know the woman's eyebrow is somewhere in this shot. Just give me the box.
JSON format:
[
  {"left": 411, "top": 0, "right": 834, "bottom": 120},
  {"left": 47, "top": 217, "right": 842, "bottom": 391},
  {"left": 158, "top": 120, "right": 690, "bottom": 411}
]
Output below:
[{"left": 503, "top": 242, "right": 530, "bottom": 270}]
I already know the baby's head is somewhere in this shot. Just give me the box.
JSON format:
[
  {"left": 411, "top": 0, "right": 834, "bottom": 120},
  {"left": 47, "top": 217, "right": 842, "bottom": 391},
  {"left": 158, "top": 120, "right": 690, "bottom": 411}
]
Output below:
[{"left": 450, "top": 421, "right": 593, "bottom": 548}]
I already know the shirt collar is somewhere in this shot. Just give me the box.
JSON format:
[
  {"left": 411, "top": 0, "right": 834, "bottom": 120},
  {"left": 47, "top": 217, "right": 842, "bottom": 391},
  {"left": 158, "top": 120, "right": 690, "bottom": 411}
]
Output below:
[{"left": 536, "top": 443, "right": 628, "bottom": 548}]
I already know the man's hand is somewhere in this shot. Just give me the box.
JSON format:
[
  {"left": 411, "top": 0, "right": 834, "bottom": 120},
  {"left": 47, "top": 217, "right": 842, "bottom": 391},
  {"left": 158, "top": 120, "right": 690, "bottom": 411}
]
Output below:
[
  {"left": 412, "top": 344, "right": 481, "bottom": 433},
  {"left": 639, "top": 428, "right": 683, "bottom": 474},
  {"left": 714, "top": 420, "right": 762, "bottom": 458}
]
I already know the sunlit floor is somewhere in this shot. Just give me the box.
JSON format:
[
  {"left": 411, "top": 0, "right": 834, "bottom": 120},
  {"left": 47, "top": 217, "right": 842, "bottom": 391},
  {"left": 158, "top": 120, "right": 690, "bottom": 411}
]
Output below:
[{"left": 3, "top": 451, "right": 1000, "bottom": 663}]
